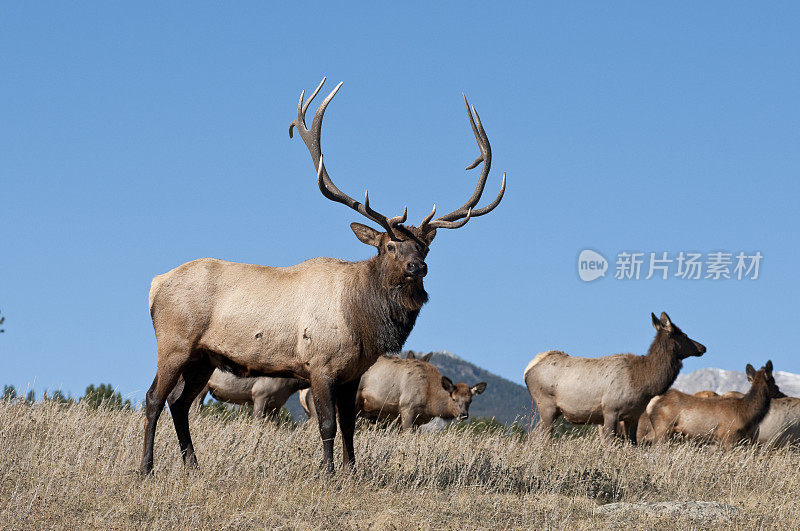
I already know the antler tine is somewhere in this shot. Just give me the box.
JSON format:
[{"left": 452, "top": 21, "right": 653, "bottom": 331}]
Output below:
[
  {"left": 302, "top": 76, "right": 327, "bottom": 116},
  {"left": 469, "top": 171, "right": 506, "bottom": 217},
  {"left": 418, "top": 95, "right": 505, "bottom": 232},
  {"left": 426, "top": 208, "right": 472, "bottom": 230},
  {"left": 420, "top": 204, "right": 437, "bottom": 227}
]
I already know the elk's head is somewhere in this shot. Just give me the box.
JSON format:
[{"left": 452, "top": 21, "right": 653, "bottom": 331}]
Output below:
[
  {"left": 442, "top": 377, "right": 487, "bottom": 421},
  {"left": 350, "top": 223, "right": 435, "bottom": 288},
  {"left": 651, "top": 312, "right": 706, "bottom": 359},
  {"left": 290, "top": 77, "right": 506, "bottom": 291},
  {"left": 746, "top": 360, "right": 786, "bottom": 398}
]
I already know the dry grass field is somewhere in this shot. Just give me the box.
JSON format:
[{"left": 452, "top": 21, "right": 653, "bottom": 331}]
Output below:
[{"left": 1, "top": 401, "right": 798, "bottom": 529}]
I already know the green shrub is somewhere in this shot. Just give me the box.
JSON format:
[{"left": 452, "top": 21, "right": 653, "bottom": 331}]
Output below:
[{"left": 80, "top": 384, "right": 132, "bottom": 410}]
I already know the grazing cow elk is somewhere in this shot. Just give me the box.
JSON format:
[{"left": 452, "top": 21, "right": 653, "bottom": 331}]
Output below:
[
  {"left": 300, "top": 354, "right": 487, "bottom": 429},
  {"left": 524, "top": 312, "right": 705, "bottom": 443},
  {"left": 645, "top": 361, "right": 784, "bottom": 447},
  {"left": 140, "top": 78, "right": 507, "bottom": 475},
  {"left": 193, "top": 370, "right": 308, "bottom": 421}
]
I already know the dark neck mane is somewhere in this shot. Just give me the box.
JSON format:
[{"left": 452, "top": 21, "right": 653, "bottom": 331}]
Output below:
[
  {"left": 741, "top": 377, "right": 771, "bottom": 430},
  {"left": 632, "top": 333, "right": 684, "bottom": 397},
  {"left": 345, "top": 258, "right": 428, "bottom": 356}
]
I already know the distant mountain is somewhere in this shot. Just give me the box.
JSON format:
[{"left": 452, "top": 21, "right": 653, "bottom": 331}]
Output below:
[
  {"left": 674, "top": 367, "right": 800, "bottom": 397},
  {"left": 283, "top": 350, "right": 533, "bottom": 426}
]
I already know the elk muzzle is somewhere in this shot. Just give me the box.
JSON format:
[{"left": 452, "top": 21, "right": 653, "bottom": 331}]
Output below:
[
  {"left": 405, "top": 260, "right": 427, "bottom": 278},
  {"left": 693, "top": 341, "right": 707, "bottom": 356}
]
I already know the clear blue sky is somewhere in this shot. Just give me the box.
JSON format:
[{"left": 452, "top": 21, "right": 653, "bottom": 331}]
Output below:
[{"left": 2, "top": 2, "right": 798, "bottom": 402}]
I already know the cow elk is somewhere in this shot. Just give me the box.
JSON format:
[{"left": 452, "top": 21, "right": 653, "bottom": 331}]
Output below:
[
  {"left": 644, "top": 361, "right": 784, "bottom": 447},
  {"left": 300, "top": 354, "right": 487, "bottom": 429},
  {"left": 524, "top": 312, "right": 705, "bottom": 443},
  {"left": 140, "top": 78, "right": 507, "bottom": 475},
  {"left": 193, "top": 370, "right": 308, "bottom": 421}
]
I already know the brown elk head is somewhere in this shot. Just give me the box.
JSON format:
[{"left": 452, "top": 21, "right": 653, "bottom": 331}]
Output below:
[
  {"left": 289, "top": 78, "right": 506, "bottom": 291},
  {"left": 442, "top": 377, "right": 487, "bottom": 421},
  {"left": 650, "top": 312, "right": 706, "bottom": 359},
  {"left": 746, "top": 360, "right": 786, "bottom": 398}
]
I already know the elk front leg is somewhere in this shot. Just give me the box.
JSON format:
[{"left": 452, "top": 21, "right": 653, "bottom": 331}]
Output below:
[
  {"left": 335, "top": 378, "right": 360, "bottom": 471},
  {"left": 311, "top": 376, "right": 337, "bottom": 474},
  {"left": 252, "top": 395, "right": 268, "bottom": 420},
  {"left": 534, "top": 403, "right": 558, "bottom": 437},
  {"left": 624, "top": 418, "right": 639, "bottom": 445},
  {"left": 601, "top": 411, "right": 620, "bottom": 443}
]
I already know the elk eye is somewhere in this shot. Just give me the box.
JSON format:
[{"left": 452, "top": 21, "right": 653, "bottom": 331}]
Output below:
[{"left": 387, "top": 243, "right": 395, "bottom": 252}]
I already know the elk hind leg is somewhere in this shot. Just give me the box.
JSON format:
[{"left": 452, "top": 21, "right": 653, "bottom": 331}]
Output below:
[
  {"left": 141, "top": 348, "right": 191, "bottom": 476},
  {"left": 167, "top": 356, "right": 214, "bottom": 469}
]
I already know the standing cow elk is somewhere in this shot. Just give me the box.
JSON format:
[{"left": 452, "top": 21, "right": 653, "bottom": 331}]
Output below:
[
  {"left": 524, "top": 312, "right": 705, "bottom": 443},
  {"left": 140, "top": 78, "right": 507, "bottom": 475},
  {"left": 193, "top": 370, "right": 308, "bottom": 421},
  {"left": 300, "top": 354, "right": 487, "bottom": 429},
  {"left": 644, "top": 361, "right": 784, "bottom": 447}
]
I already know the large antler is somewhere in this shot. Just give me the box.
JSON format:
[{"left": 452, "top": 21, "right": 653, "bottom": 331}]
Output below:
[
  {"left": 289, "top": 77, "right": 407, "bottom": 240},
  {"left": 418, "top": 94, "right": 507, "bottom": 233}
]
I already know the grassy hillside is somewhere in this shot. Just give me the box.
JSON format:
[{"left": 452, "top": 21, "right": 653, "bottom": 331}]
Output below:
[
  {"left": 283, "top": 350, "right": 533, "bottom": 425},
  {"left": 1, "top": 401, "right": 797, "bottom": 528}
]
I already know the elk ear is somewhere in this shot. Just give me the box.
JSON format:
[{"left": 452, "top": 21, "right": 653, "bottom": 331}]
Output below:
[
  {"left": 421, "top": 353, "right": 434, "bottom": 362},
  {"left": 651, "top": 313, "right": 661, "bottom": 330},
  {"left": 406, "top": 352, "right": 416, "bottom": 359},
  {"left": 745, "top": 364, "right": 757, "bottom": 380},
  {"left": 350, "top": 223, "right": 382, "bottom": 247},
  {"left": 765, "top": 360, "right": 773, "bottom": 374},
  {"left": 471, "top": 382, "right": 487, "bottom": 395},
  {"left": 422, "top": 228, "right": 437, "bottom": 246},
  {"left": 441, "top": 376, "right": 455, "bottom": 393},
  {"left": 659, "top": 312, "right": 673, "bottom": 331}
]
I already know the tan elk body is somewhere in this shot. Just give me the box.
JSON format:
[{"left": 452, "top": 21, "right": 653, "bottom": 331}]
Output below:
[
  {"left": 193, "top": 370, "right": 307, "bottom": 420},
  {"left": 524, "top": 312, "right": 705, "bottom": 442},
  {"left": 300, "top": 353, "right": 486, "bottom": 429},
  {"left": 644, "top": 361, "right": 783, "bottom": 447},
  {"left": 754, "top": 397, "right": 800, "bottom": 447},
  {"left": 140, "top": 78, "right": 507, "bottom": 475}
]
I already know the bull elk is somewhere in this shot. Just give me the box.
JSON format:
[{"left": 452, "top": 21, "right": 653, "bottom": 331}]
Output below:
[
  {"left": 524, "top": 312, "right": 705, "bottom": 443},
  {"left": 140, "top": 78, "right": 507, "bottom": 475},
  {"left": 644, "top": 361, "right": 784, "bottom": 447},
  {"left": 300, "top": 354, "right": 487, "bottom": 429},
  {"left": 193, "top": 370, "right": 308, "bottom": 421}
]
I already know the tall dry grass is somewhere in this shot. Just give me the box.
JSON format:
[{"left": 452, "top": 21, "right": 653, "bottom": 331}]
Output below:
[{"left": 0, "top": 401, "right": 797, "bottom": 529}]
